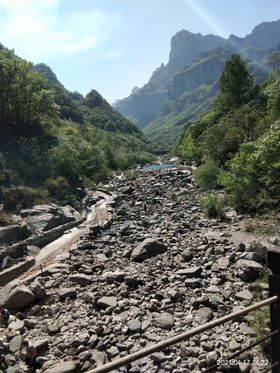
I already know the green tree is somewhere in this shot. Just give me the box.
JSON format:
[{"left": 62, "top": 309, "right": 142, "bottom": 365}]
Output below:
[{"left": 217, "top": 54, "right": 255, "bottom": 110}]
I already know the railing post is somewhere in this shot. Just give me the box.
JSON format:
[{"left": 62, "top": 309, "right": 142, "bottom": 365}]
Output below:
[{"left": 268, "top": 248, "right": 280, "bottom": 372}]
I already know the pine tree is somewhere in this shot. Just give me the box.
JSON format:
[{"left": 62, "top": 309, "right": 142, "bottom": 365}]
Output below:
[{"left": 218, "top": 54, "right": 255, "bottom": 110}]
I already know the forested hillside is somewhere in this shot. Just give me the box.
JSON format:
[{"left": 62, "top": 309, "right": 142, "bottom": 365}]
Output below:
[
  {"left": 0, "top": 44, "right": 154, "bottom": 213},
  {"left": 175, "top": 53, "right": 280, "bottom": 212}
]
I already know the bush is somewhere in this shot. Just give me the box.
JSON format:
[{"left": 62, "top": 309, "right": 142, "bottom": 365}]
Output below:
[
  {"left": 0, "top": 211, "right": 12, "bottom": 226},
  {"left": 195, "top": 160, "right": 220, "bottom": 190},
  {"left": 44, "top": 176, "right": 71, "bottom": 200},
  {"left": 201, "top": 193, "right": 225, "bottom": 218},
  {"left": 4, "top": 187, "right": 49, "bottom": 212}
]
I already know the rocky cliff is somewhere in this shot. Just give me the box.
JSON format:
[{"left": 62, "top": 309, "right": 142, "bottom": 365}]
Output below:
[{"left": 114, "top": 19, "right": 280, "bottom": 150}]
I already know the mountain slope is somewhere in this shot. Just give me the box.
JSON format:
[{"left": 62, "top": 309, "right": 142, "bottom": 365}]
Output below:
[
  {"left": 114, "top": 19, "right": 280, "bottom": 150},
  {"left": 0, "top": 45, "right": 154, "bottom": 212}
]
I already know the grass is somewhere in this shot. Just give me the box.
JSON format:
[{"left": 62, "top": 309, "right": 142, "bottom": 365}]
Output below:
[
  {"left": 244, "top": 212, "right": 279, "bottom": 237},
  {"left": 248, "top": 271, "right": 271, "bottom": 358}
]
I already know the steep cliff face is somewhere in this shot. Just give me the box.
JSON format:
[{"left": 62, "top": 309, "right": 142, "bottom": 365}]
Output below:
[
  {"left": 243, "top": 19, "right": 280, "bottom": 50},
  {"left": 171, "top": 48, "right": 232, "bottom": 98},
  {"left": 167, "top": 30, "right": 226, "bottom": 74},
  {"left": 114, "top": 30, "right": 226, "bottom": 128}
]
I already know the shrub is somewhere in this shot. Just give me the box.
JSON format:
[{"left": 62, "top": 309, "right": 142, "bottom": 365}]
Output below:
[
  {"left": 44, "top": 176, "right": 71, "bottom": 200},
  {"left": 0, "top": 211, "right": 12, "bottom": 226},
  {"left": 201, "top": 193, "right": 225, "bottom": 218},
  {"left": 4, "top": 187, "right": 49, "bottom": 212},
  {"left": 194, "top": 160, "right": 220, "bottom": 190}
]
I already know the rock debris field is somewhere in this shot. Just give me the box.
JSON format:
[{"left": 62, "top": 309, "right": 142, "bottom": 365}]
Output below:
[{"left": 0, "top": 165, "right": 273, "bottom": 373}]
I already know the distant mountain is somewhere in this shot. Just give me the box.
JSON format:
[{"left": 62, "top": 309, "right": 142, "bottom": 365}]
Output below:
[
  {"left": 33, "top": 63, "right": 64, "bottom": 87},
  {"left": 114, "top": 19, "right": 280, "bottom": 150}
]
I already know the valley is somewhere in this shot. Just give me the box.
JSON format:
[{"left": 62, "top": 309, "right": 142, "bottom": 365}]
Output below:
[{"left": 0, "top": 162, "right": 276, "bottom": 372}]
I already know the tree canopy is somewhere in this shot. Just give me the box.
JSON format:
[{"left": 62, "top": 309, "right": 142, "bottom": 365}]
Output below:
[{"left": 217, "top": 53, "right": 256, "bottom": 110}]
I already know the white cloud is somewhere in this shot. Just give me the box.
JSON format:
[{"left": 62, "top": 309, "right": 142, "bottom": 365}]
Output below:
[{"left": 0, "top": 0, "right": 120, "bottom": 61}]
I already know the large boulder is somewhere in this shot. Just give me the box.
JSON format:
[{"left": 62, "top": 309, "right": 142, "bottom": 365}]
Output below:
[
  {"left": 0, "top": 225, "right": 23, "bottom": 245},
  {"left": 131, "top": 238, "right": 167, "bottom": 262},
  {"left": 0, "top": 282, "right": 35, "bottom": 309},
  {"left": 236, "top": 259, "right": 263, "bottom": 281},
  {"left": 20, "top": 204, "right": 78, "bottom": 233}
]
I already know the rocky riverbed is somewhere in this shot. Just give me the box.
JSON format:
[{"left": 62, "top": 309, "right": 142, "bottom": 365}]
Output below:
[{"left": 0, "top": 164, "right": 278, "bottom": 373}]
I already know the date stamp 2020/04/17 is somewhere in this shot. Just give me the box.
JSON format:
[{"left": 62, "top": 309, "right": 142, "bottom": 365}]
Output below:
[{"left": 217, "top": 358, "right": 269, "bottom": 367}]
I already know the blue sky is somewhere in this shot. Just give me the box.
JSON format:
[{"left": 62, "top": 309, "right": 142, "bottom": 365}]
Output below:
[{"left": 0, "top": 0, "right": 279, "bottom": 102}]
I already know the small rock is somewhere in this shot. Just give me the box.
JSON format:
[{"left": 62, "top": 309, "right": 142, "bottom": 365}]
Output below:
[
  {"left": 58, "top": 287, "right": 77, "bottom": 300},
  {"left": 235, "top": 289, "right": 253, "bottom": 301},
  {"left": 69, "top": 274, "right": 92, "bottom": 286},
  {"left": 195, "top": 307, "right": 213, "bottom": 323},
  {"left": 176, "top": 266, "right": 202, "bottom": 278},
  {"left": 127, "top": 319, "right": 142, "bottom": 333},
  {"left": 9, "top": 335, "right": 23, "bottom": 352},
  {"left": 131, "top": 238, "right": 167, "bottom": 262},
  {"left": 97, "top": 296, "right": 117, "bottom": 309},
  {"left": 106, "top": 346, "right": 119, "bottom": 358},
  {"left": 154, "top": 313, "right": 174, "bottom": 329},
  {"left": 44, "top": 360, "right": 78, "bottom": 373}
]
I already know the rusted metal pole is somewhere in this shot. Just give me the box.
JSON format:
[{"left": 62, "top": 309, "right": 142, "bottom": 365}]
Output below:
[
  {"left": 87, "top": 296, "right": 278, "bottom": 373},
  {"left": 268, "top": 248, "right": 280, "bottom": 373}
]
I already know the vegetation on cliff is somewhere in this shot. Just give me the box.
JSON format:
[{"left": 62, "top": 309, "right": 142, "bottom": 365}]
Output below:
[{"left": 175, "top": 54, "right": 280, "bottom": 212}]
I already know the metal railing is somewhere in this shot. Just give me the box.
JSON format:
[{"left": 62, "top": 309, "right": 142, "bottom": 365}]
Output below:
[{"left": 85, "top": 247, "right": 280, "bottom": 373}]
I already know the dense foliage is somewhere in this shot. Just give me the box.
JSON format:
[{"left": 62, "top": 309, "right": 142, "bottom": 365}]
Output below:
[
  {"left": 0, "top": 45, "right": 154, "bottom": 211},
  {"left": 175, "top": 53, "right": 280, "bottom": 211}
]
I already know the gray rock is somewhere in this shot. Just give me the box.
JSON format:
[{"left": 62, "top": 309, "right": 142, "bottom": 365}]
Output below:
[
  {"left": 33, "top": 338, "right": 49, "bottom": 354},
  {"left": 185, "top": 278, "right": 202, "bottom": 288},
  {"left": 69, "top": 274, "right": 92, "bottom": 286},
  {"left": 9, "top": 335, "right": 23, "bottom": 352},
  {"left": 58, "top": 287, "right": 77, "bottom": 300},
  {"left": 150, "top": 352, "right": 168, "bottom": 364},
  {"left": 97, "top": 296, "right": 117, "bottom": 308},
  {"left": 229, "top": 340, "right": 241, "bottom": 352},
  {"left": 60, "top": 205, "right": 78, "bottom": 223},
  {"left": 44, "top": 361, "right": 78, "bottom": 373},
  {"left": 92, "top": 351, "right": 106, "bottom": 366},
  {"left": 181, "top": 249, "right": 193, "bottom": 261},
  {"left": 106, "top": 346, "right": 119, "bottom": 358},
  {"left": 207, "top": 351, "right": 220, "bottom": 366},
  {"left": 1, "top": 256, "right": 15, "bottom": 269},
  {"left": 0, "top": 225, "right": 23, "bottom": 245},
  {"left": 31, "top": 277, "right": 46, "bottom": 300},
  {"left": 26, "top": 245, "right": 40, "bottom": 257},
  {"left": 103, "top": 270, "right": 125, "bottom": 282},
  {"left": 127, "top": 319, "right": 142, "bottom": 332},
  {"left": 235, "top": 289, "right": 253, "bottom": 301},
  {"left": 218, "top": 257, "right": 229, "bottom": 268},
  {"left": 236, "top": 259, "right": 263, "bottom": 281},
  {"left": 25, "top": 213, "right": 57, "bottom": 232},
  {"left": 239, "top": 252, "right": 263, "bottom": 263},
  {"left": 6, "top": 368, "right": 22, "bottom": 373},
  {"left": 176, "top": 266, "right": 202, "bottom": 278},
  {"left": 195, "top": 307, "right": 213, "bottom": 323},
  {"left": 9, "top": 319, "right": 24, "bottom": 331},
  {"left": 131, "top": 238, "right": 167, "bottom": 262},
  {"left": 154, "top": 313, "right": 174, "bottom": 329},
  {"left": 0, "top": 283, "right": 35, "bottom": 309}
]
